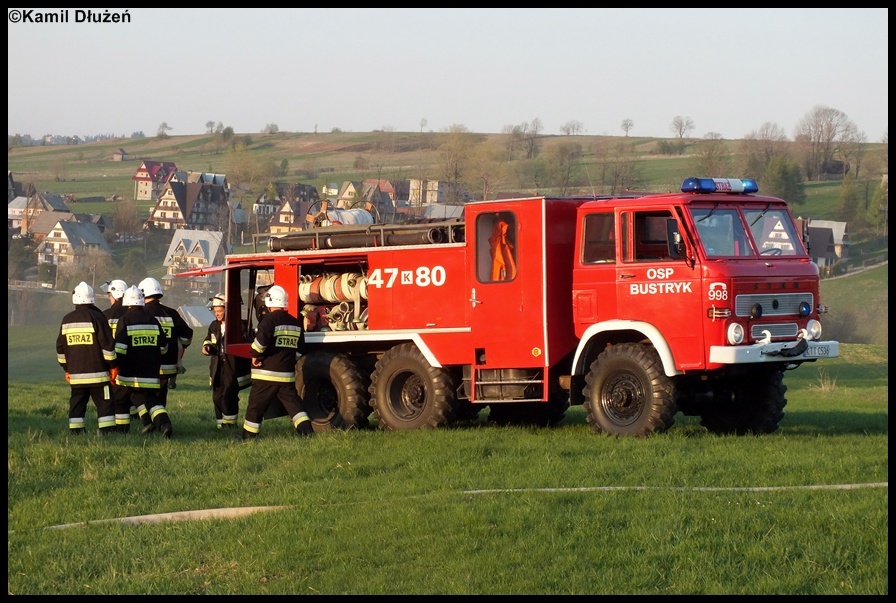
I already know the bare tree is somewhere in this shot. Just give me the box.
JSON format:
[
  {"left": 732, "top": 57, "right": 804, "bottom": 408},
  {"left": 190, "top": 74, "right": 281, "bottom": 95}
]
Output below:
[
  {"left": 620, "top": 119, "right": 634, "bottom": 136},
  {"left": 545, "top": 141, "right": 583, "bottom": 195},
  {"left": 501, "top": 124, "right": 525, "bottom": 160},
  {"left": 591, "top": 138, "right": 643, "bottom": 195},
  {"left": 156, "top": 122, "right": 172, "bottom": 139},
  {"left": 693, "top": 133, "right": 730, "bottom": 177},
  {"left": 670, "top": 116, "right": 695, "bottom": 139},
  {"left": 112, "top": 198, "right": 141, "bottom": 237},
  {"left": 262, "top": 123, "right": 279, "bottom": 134},
  {"left": 437, "top": 124, "right": 476, "bottom": 203},
  {"left": 839, "top": 122, "right": 867, "bottom": 179},
  {"left": 792, "top": 104, "right": 855, "bottom": 181},
  {"left": 419, "top": 118, "right": 428, "bottom": 133},
  {"left": 205, "top": 121, "right": 216, "bottom": 134},
  {"left": 560, "top": 120, "right": 584, "bottom": 136},
  {"left": 467, "top": 144, "right": 503, "bottom": 201},
  {"left": 523, "top": 118, "right": 543, "bottom": 159}
]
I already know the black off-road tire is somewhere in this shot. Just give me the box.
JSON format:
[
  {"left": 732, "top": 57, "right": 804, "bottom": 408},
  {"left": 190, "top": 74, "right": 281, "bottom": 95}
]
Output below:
[
  {"left": 369, "top": 343, "right": 457, "bottom": 430},
  {"left": 296, "top": 351, "right": 371, "bottom": 431},
  {"left": 583, "top": 343, "right": 677, "bottom": 437},
  {"left": 700, "top": 369, "right": 787, "bottom": 435}
]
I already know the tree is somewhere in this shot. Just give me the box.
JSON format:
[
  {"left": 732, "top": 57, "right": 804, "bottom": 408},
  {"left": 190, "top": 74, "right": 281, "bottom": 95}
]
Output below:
[
  {"left": 761, "top": 156, "right": 806, "bottom": 206},
  {"left": 437, "top": 124, "right": 476, "bottom": 204},
  {"left": 262, "top": 123, "right": 279, "bottom": 134},
  {"left": 468, "top": 144, "right": 503, "bottom": 201},
  {"left": 693, "top": 133, "right": 730, "bottom": 177},
  {"left": 670, "top": 116, "right": 695, "bottom": 139},
  {"left": 866, "top": 179, "right": 888, "bottom": 236},
  {"left": 112, "top": 198, "right": 142, "bottom": 238},
  {"left": 523, "top": 118, "right": 543, "bottom": 159},
  {"left": 501, "top": 124, "right": 525, "bottom": 161},
  {"left": 156, "top": 122, "right": 172, "bottom": 139},
  {"left": 839, "top": 122, "right": 867, "bottom": 179},
  {"left": 419, "top": 118, "right": 428, "bottom": 133},
  {"left": 835, "top": 173, "right": 862, "bottom": 226},
  {"left": 620, "top": 119, "right": 634, "bottom": 136},
  {"left": 740, "top": 122, "right": 790, "bottom": 180},
  {"left": 560, "top": 120, "right": 584, "bottom": 136},
  {"left": 545, "top": 141, "right": 583, "bottom": 196},
  {"left": 792, "top": 105, "right": 855, "bottom": 181},
  {"left": 205, "top": 121, "right": 216, "bottom": 134}
]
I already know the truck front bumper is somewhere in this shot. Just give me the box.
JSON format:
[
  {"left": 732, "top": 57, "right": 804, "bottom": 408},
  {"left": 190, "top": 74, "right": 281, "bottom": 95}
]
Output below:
[{"left": 709, "top": 339, "right": 839, "bottom": 364}]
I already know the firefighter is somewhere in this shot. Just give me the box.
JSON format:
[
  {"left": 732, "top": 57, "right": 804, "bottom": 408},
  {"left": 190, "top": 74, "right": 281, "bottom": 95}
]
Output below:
[
  {"left": 114, "top": 286, "right": 172, "bottom": 438},
  {"left": 202, "top": 294, "right": 251, "bottom": 429},
  {"left": 137, "top": 277, "right": 194, "bottom": 432},
  {"left": 242, "top": 284, "right": 314, "bottom": 440},
  {"left": 56, "top": 282, "right": 118, "bottom": 436},
  {"left": 100, "top": 278, "right": 136, "bottom": 432}
]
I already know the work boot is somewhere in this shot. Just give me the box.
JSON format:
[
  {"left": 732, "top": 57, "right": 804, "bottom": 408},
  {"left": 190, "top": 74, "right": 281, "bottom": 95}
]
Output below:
[
  {"left": 295, "top": 422, "right": 315, "bottom": 438},
  {"left": 70, "top": 428, "right": 85, "bottom": 436},
  {"left": 241, "top": 429, "right": 257, "bottom": 441},
  {"left": 141, "top": 422, "right": 155, "bottom": 434},
  {"left": 159, "top": 423, "right": 173, "bottom": 439}
]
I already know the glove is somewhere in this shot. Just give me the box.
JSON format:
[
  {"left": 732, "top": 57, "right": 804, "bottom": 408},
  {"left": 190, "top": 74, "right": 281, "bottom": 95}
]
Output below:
[
  {"left": 109, "top": 367, "right": 119, "bottom": 383},
  {"left": 64, "top": 372, "right": 70, "bottom": 383},
  {"left": 177, "top": 365, "right": 187, "bottom": 375}
]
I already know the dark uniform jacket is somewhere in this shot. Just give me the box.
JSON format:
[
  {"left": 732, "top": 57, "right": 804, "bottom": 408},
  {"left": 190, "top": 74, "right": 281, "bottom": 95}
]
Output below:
[
  {"left": 103, "top": 299, "right": 126, "bottom": 338},
  {"left": 250, "top": 309, "right": 305, "bottom": 383},
  {"left": 114, "top": 306, "right": 169, "bottom": 389},
  {"left": 144, "top": 299, "right": 194, "bottom": 376},
  {"left": 204, "top": 319, "right": 251, "bottom": 390},
  {"left": 56, "top": 304, "right": 116, "bottom": 386}
]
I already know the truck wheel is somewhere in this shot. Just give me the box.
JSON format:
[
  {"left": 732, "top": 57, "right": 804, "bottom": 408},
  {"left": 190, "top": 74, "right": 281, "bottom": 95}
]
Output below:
[
  {"left": 700, "top": 369, "right": 786, "bottom": 435},
  {"left": 296, "top": 352, "right": 372, "bottom": 431},
  {"left": 369, "top": 343, "right": 456, "bottom": 430},
  {"left": 583, "top": 343, "right": 677, "bottom": 437},
  {"left": 487, "top": 392, "right": 569, "bottom": 427}
]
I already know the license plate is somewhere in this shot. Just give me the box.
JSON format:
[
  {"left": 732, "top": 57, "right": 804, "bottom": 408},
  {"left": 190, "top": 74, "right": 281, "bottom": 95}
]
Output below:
[{"left": 806, "top": 345, "right": 830, "bottom": 357}]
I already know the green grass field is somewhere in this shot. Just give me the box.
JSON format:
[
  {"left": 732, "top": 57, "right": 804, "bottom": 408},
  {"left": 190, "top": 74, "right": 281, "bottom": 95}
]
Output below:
[{"left": 7, "top": 331, "right": 888, "bottom": 593}]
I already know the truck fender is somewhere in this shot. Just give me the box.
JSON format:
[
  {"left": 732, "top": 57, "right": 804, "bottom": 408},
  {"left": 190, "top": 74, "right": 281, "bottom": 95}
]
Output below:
[{"left": 572, "top": 319, "right": 682, "bottom": 378}]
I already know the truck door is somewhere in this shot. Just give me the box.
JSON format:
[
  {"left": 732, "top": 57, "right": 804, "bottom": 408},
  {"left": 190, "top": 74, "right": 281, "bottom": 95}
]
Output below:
[
  {"left": 616, "top": 209, "right": 704, "bottom": 370},
  {"left": 467, "top": 206, "right": 545, "bottom": 368}
]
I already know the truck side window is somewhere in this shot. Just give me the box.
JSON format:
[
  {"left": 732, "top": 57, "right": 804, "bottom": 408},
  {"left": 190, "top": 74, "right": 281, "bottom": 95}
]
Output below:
[
  {"left": 476, "top": 212, "right": 518, "bottom": 283},
  {"left": 582, "top": 213, "right": 616, "bottom": 263},
  {"left": 633, "top": 211, "right": 678, "bottom": 261}
]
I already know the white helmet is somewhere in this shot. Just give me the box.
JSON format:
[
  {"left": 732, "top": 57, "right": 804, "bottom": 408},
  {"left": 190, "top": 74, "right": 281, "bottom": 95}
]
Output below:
[
  {"left": 208, "top": 294, "right": 226, "bottom": 308},
  {"left": 103, "top": 279, "right": 128, "bottom": 300},
  {"left": 123, "top": 285, "right": 145, "bottom": 307},
  {"left": 138, "top": 277, "right": 164, "bottom": 298},
  {"left": 72, "top": 281, "right": 95, "bottom": 305},
  {"left": 264, "top": 285, "right": 289, "bottom": 308}
]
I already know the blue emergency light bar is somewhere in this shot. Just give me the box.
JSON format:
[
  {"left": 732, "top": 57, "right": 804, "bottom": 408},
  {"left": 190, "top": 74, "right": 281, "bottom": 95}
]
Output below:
[{"left": 681, "top": 177, "right": 759, "bottom": 194}]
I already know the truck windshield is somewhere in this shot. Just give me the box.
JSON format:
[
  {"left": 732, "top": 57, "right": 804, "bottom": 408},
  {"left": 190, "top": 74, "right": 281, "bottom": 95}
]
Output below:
[
  {"left": 690, "top": 207, "right": 754, "bottom": 258},
  {"left": 690, "top": 205, "right": 805, "bottom": 258},
  {"left": 742, "top": 207, "right": 805, "bottom": 256}
]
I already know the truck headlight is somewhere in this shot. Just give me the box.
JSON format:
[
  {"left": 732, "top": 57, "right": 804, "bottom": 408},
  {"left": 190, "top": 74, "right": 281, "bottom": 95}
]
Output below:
[
  {"left": 727, "top": 322, "right": 745, "bottom": 345},
  {"left": 805, "top": 319, "right": 822, "bottom": 341}
]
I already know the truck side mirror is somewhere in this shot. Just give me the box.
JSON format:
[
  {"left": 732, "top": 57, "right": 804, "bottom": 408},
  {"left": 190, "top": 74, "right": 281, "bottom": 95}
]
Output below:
[{"left": 666, "top": 219, "right": 684, "bottom": 259}]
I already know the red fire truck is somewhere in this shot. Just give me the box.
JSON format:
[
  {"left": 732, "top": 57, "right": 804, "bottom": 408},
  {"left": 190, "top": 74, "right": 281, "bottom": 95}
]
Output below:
[{"left": 182, "top": 177, "right": 839, "bottom": 437}]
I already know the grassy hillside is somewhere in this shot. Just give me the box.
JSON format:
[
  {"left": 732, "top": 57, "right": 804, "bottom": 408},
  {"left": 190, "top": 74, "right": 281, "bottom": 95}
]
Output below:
[
  {"left": 820, "top": 262, "right": 888, "bottom": 345},
  {"left": 8, "top": 131, "right": 886, "bottom": 222}
]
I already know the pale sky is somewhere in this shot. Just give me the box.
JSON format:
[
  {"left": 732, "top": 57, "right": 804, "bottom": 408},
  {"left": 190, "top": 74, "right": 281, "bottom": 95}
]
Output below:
[{"left": 7, "top": 8, "right": 889, "bottom": 142}]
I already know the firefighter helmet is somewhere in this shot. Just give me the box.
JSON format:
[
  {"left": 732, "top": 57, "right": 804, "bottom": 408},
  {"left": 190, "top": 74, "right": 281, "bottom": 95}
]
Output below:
[
  {"left": 208, "top": 294, "right": 226, "bottom": 308},
  {"left": 104, "top": 279, "right": 128, "bottom": 300},
  {"left": 264, "top": 285, "right": 289, "bottom": 308},
  {"left": 123, "top": 285, "right": 145, "bottom": 307},
  {"left": 138, "top": 277, "right": 164, "bottom": 298},
  {"left": 72, "top": 281, "right": 95, "bottom": 305}
]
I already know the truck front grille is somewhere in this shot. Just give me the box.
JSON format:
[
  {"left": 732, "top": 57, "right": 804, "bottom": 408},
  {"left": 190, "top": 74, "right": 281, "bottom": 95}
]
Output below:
[
  {"left": 751, "top": 323, "right": 799, "bottom": 339},
  {"left": 735, "top": 293, "right": 814, "bottom": 317}
]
